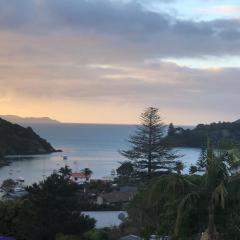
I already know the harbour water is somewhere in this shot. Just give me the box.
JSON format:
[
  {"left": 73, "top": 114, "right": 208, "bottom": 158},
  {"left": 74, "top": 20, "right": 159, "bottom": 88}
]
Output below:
[
  {"left": 82, "top": 211, "right": 127, "bottom": 228},
  {"left": 0, "top": 123, "right": 201, "bottom": 185}
]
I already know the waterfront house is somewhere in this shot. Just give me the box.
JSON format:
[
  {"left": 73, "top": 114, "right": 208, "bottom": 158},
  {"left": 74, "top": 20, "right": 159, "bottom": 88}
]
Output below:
[
  {"left": 96, "top": 191, "right": 136, "bottom": 206},
  {"left": 71, "top": 172, "right": 89, "bottom": 185}
]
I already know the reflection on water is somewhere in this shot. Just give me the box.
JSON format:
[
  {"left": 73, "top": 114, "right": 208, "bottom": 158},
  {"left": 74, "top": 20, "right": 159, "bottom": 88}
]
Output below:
[
  {"left": 0, "top": 124, "right": 201, "bottom": 185},
  {"left": 0, "top": 152, "right": 123, "bottom": 185},
  {"left": 82, "top": 211, "right": 127, "bottom": 228}
]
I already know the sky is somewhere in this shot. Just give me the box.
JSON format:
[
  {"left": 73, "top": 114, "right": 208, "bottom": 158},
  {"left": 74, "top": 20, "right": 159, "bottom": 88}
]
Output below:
[{"left": 1, "top": 0, "right": 240, "bottom": 124}]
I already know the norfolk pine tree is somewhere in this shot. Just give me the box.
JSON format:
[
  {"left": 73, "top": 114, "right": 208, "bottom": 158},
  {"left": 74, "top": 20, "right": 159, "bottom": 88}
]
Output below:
[{"left": 120, "top": 107, "right": 178, "bottom": 177}]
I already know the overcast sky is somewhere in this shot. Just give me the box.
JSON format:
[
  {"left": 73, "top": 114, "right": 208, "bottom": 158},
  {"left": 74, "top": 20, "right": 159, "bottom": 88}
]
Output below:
[{"left": 1, "top": 0, "right": 240, "bottom": 124}]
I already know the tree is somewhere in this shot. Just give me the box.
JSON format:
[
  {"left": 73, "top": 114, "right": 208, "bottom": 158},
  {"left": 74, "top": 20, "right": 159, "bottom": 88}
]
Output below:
[
  {"left": 174, "top": 161, "right": 184, "bottom": 175},
  {"left": 127, "top": 142, "right": 240, "bottom": 239},
  {"left": 59, "top": 165, "right": 72, "bottom": 178},
  {"left": 0, "top": 200, "right": 21, "bottom": 236},
  {"left": 15, "top": 168, "right": 95, "bottom": 240},
  {"left": 84, "top": 229, "right": 108, "bottom": 240},
  {"left": 197, "top": 148, "right": 207, "bottom": 171},
  {"left": 1, "top": 179, "right": 17, "bottom": 192},
  {"left": 128, "top": 173, "right": 196, "bottom": 237},
  {"left": 120, "top": 107, "right": 177, "bottom": 177},
  {"left": 117, "top": 162, "right": 134, "bottom": 177},
  {"left": 81, "top": 168, "right": 93, "bottom": 181},
  {"left": 175, "top": 141, "right": 230, "bottom": 240},
  {"left": 167, "top": 123, "right": 175, "bottom": 137},
  {"left": 189, "top": 165, "right": 198, "bottom": 175},
  {"left": 55, "top": 233, "right": 82, "bottom": 240},
  {"left": 117, "top": 161, "right": 135, "bottom": 183}
]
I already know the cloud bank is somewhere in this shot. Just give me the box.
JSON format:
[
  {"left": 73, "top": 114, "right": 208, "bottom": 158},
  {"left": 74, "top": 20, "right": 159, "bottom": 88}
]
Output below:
[{"left": 0, "top": 0, "right": 239, "bottom": 124}]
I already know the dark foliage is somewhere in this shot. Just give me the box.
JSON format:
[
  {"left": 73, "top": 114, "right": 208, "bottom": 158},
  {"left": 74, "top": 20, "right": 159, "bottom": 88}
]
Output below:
[
  {"left": 120, "top": 107, "right": 178, "bottom": 177},
  {"left": 127, "top": 143, "right": 240, "bottom": 239},
  {"left": 165, "top": 121, "right": 240, "bottom": 147},
  {"left": 0, "top": 169, "right": 95, "bottom": 240},
  {"left": 0, "top": 118, "right": 57, "bottom": 156}
]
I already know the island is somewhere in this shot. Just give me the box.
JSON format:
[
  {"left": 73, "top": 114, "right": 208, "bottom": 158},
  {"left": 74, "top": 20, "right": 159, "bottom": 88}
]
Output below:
[
  {"left": 165, "top": 120, "right": 240, "bottom": 147},
  {"left": 0, "top": 115, "right": 60, "bottom": 124},
  {"left": 0, "top": 117, "right": 59, "bottom": 159}
]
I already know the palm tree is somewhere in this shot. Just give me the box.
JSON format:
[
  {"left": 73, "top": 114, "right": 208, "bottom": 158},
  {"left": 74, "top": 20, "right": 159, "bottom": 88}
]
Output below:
[
  {"left": 175, "top": 141, "right": 229, "bottom": 240},
  {"left": 81, "top": 168, "right": 93, "bottom": 181},
  {"left": 128, "top": 141, "right": 240, "bottom": 238},
  {"left": 59, "top": 165, "right": 72, "bottom": 178},
  {"left": 128, "top": 172, "right": 195, "bottom": 237},
  {"left": 189, "top": 165, "right": 198, "bottom": 175}
]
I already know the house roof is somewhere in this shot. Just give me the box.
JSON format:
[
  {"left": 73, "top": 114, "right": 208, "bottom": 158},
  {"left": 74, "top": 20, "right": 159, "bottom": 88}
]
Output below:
[
  {"left": 71, "top": 172, "right": 86, "bottom": 178},
  {"left": 120, "top": 235, "right": 142, "bottom": 240},
  {"left": 100, "top": 191, "right": 136, "bottom": 203}
]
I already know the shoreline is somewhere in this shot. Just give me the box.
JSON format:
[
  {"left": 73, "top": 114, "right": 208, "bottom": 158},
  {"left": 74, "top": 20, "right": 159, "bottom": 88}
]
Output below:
[
  {"left": 0, "top": 149, "right": 62, "bottom": 169},
  {"left": 0, "top": 159, "right": 10, "bottom": 168}
]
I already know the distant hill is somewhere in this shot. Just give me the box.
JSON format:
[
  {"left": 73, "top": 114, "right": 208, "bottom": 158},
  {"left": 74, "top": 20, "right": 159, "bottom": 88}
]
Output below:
[
  {"left": 0, "top": 115, "right": 60, "bottom": 124},
  {"left": 234, "top": 119, "right": 240, "bottom": 124},
  {"left": 0, "top": 118, "right": 59, "bottom": 157},
  {"left": 165, "top": 121, "right": 240, "bottom": 148}
]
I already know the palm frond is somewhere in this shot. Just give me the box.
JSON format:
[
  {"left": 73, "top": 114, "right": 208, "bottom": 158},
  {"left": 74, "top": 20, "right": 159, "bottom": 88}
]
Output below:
[
  {"left": 174, "top": 192, "right": 200, "bottom": 236},
  {"left": 211, "top": 181, "right": 228, "bottom": 209}
]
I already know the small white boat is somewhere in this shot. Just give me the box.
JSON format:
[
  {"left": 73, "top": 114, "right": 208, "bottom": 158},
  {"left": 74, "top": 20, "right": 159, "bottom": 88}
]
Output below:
[
  {"left": 16, "top": 177, "right": 25, "bottom": 182},
  {"left": 14, "top": 187, "right": 25, "bottom": 192}
]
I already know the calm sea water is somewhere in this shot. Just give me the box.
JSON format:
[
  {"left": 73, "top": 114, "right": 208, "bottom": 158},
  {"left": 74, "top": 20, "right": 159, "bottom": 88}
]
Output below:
[
  {"left": 0, "top": 124, "right": 200, "bottom": 185},
  {"left": 82, "top": 211, "right": 127, "bottom": 228}
]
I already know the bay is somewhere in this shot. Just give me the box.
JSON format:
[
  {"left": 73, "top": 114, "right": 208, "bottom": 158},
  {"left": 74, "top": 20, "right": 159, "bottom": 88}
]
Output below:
[{"left": 0, "top": 124, "right": 201, "bottom": 185}]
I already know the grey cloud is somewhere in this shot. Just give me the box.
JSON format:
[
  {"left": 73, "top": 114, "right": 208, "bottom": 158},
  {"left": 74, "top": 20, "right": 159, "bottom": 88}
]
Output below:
[
  {"left": 0, "top": 60, "right": 237, "bottom": 106},
  {"left": 43, "top": 0, "right": 240, "bottom": 58},
  {"left": 0, "top": 0, "right": 239, "bottom": 58},
  {"left": 0, "top": 0, "right": 37, "bottom": 29}
]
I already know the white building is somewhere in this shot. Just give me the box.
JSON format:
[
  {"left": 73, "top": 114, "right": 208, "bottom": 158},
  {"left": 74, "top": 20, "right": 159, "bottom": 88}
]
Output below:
[{"left": 70, "top": 172, "right": 88, "bottom": 185}]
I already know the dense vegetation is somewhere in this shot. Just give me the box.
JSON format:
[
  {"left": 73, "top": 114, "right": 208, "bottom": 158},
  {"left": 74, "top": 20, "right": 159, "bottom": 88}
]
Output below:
[
  {"left": 165, "top": 121, "right": 240, "bottom": 147},
  {"left": 3, "top": 108, "right": 240, "bottom": 240},
  {"left": 0, "top": 168, "right": 95, "bottom": 240},
  {"left": 0, "top": 118, "right": 57, "bottom": 157},
  {"left": 127, "top": 142, "right": 240, "bottom": 239}
]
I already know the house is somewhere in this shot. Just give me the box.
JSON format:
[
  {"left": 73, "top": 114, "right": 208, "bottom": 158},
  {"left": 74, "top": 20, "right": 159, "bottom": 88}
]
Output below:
[
  {"left": 70, "top": 172, "right": 87, "bottom": 185},
  {"left": 120, "top": 235, "right": 142, "bottom": 240},
  {"left": 96, "top": 191, "right": 136, "bottom": 205}
]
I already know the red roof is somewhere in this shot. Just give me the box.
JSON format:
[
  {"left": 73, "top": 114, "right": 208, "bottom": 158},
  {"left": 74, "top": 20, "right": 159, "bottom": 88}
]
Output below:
[{"left": 71, "top": 172, "right": 85, "bottom": 178}]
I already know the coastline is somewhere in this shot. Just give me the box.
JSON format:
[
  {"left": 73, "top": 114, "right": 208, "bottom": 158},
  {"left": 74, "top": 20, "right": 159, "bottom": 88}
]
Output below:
[
  {"left": 0, "top": 149, "right": 62, "bottom": 170},
  {"left": 0, "top": 159, "right": 10, "bottom": 168}
]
